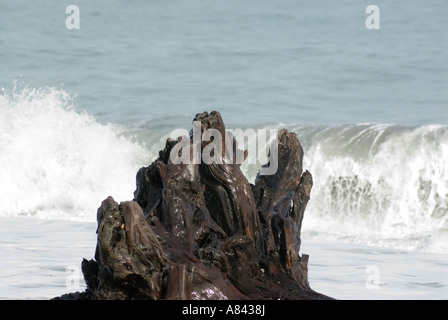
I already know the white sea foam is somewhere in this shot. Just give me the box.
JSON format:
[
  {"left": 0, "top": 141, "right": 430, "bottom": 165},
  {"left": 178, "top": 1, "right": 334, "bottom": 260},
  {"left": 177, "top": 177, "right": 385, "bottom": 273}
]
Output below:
[
  {"left": 240, "top": 122, "right": 448, "bottom": 253},
  {"left": 1, "top": 88, "right": 447, "bottom": 252},
  {"left": 0, "top": 87, "right": 151, "bottom": 221},
  {"left": 294, "top": 123, "right": 448, "bottom": 253}
]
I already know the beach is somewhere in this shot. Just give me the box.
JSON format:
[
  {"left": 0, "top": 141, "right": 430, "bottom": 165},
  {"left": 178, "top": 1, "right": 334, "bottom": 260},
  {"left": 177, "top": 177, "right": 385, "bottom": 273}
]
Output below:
[{"left": 1, "top": 0, "right": 447, "bottom": 299}]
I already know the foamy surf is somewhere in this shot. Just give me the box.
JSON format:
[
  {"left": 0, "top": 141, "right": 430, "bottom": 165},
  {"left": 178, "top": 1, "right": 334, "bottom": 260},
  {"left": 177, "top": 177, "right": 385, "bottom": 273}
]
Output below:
[
  {"left": 0, "top": 87, "right": 152, "bottom": 221},
  {"left": 294, "top": 123, "right": 448, "bottom": 253},
  {"left": 1, "top": 87, "right": 447, "bottom": 253}
]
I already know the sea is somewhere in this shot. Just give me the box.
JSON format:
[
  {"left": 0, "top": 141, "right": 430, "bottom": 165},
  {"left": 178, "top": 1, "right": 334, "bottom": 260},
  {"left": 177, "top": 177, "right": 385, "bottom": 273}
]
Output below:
[{"left": 0, "top": 0, "right": 447, "bottom": 300}]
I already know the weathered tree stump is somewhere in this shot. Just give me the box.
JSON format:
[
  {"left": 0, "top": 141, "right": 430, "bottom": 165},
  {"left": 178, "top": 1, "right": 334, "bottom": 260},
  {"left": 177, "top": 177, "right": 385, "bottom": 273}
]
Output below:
[{"left": 55, "top": 111, "right": 332, "bottom": 300}]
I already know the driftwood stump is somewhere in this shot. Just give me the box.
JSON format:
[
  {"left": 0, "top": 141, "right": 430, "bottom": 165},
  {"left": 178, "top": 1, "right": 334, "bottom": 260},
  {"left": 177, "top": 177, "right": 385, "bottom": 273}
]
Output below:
[{"left": 55, "top": 111, "right": 332, "bottom": 300}]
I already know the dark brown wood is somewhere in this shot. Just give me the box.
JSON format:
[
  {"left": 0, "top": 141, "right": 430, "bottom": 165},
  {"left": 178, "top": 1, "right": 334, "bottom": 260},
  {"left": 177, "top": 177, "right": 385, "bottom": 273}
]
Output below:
[{"left": 54, "top": 111, "right": 333, "bottom": 300}]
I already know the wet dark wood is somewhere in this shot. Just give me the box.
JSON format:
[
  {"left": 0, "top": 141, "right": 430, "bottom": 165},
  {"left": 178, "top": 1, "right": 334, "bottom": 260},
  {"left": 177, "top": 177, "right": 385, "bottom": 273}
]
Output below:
[{"left": 54, "top": 111, "right": 332, "bottom": 300}]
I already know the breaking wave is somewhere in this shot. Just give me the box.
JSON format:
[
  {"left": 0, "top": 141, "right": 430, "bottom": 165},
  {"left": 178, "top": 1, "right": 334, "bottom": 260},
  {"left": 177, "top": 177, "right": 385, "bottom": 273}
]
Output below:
[
  {"left": 294, "top": 123, "right": 448, "bottom": 253},
  {"left": 1, "top": 86, "right": 447, "bottom": 252},
  {"left": 0, "top": 87, "right": 153, "bottom": 221}
]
